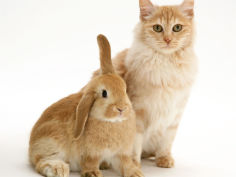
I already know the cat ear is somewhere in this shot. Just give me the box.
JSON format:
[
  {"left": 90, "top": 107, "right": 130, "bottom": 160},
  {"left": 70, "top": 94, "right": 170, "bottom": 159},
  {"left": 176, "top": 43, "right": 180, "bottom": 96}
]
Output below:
[
  {"left": 179, "top": 0, "right": 194, "bottom": 19},
  {"left": 139, "top": 0, "right": 155, "bottom": 21}
]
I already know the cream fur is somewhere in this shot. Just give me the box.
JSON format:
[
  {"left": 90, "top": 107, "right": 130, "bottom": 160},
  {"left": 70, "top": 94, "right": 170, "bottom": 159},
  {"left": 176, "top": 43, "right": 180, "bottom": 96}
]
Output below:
[
  {"left": 126, "top": 36, "right": 197, "bottom": 162},
  {"left": 95, "top": 116, "right": 127, "bottom": 123},
  {"left": 110, "top": 0, "right": 198, "bottom": 168}
]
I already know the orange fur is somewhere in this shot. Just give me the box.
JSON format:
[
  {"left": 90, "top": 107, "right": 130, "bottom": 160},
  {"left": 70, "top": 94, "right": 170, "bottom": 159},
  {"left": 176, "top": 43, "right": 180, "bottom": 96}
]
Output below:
[{"left": 29, "top": 35, "right": 144, "bottom": 177}]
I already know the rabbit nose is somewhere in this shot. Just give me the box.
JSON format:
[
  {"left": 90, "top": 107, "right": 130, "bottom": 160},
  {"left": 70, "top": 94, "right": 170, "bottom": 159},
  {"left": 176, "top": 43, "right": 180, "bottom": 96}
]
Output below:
[
  {"left": 117, "top": 108, "right": 123, "bottom": 113},
  {"left": 116, "top": 107, "right": 127, "bottom": 113}
]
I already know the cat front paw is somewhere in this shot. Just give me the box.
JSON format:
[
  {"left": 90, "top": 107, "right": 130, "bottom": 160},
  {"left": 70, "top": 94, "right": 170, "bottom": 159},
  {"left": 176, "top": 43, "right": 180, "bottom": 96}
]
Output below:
[
  {"left": 156, "top": 155, "right": 174, "bottom": 168},
  {"left": 132, "top": 159, "right": 141, "bottom": 168},
  {"left": 81, "top": 170, "right": 103, "bottom": 177}
]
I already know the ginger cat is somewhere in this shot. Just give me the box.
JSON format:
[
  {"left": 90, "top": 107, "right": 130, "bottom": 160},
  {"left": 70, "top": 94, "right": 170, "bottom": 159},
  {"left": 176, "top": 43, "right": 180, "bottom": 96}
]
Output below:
[{"left": 94, "top": 0, "right": 197, "bottom": 168}]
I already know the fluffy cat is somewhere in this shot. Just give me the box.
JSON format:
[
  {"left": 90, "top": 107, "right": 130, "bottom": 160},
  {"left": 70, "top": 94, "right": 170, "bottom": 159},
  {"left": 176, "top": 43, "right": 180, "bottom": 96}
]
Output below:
[{"left": 94, "top": 0, "right": 197, "bottom": 168}]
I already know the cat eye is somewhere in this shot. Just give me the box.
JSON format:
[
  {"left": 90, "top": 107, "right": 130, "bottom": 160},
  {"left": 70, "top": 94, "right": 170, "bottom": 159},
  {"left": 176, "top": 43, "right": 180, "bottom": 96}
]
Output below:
[
  {"left": 102, "top": 90, "right": 107, "bottom": 98},
  {"left": 173, "top": 24, "right": 183, "bottom": 32},
  {"left": 153, "top": 25, "right": 163, "bottom": 33}
]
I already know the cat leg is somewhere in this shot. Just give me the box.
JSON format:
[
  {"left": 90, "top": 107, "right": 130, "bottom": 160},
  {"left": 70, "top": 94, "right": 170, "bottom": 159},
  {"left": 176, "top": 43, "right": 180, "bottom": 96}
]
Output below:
[
  {"left": 155, "top": 122, "right": 179, "bottom": 168},
  {"left": 132, "top": 133, "right": 143, "bottom": 167},
  {"left": 80, "top": 156, "right": 103, "bottom": 177},
  {"left": 112, "top": 154, "right": 144, "bottom": 177}
]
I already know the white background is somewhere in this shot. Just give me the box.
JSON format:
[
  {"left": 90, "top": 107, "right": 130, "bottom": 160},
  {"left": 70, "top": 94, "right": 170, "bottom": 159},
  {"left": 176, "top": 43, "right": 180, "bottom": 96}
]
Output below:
[{"left": 0, "top": 0, "right": 236, "bottom": 177}]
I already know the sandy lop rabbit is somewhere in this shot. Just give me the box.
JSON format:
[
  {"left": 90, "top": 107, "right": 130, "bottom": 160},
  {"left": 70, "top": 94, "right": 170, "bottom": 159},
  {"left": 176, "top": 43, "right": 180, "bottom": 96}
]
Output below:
[{"left": 29, "top": 35, "right": 144, "bottom": 177}]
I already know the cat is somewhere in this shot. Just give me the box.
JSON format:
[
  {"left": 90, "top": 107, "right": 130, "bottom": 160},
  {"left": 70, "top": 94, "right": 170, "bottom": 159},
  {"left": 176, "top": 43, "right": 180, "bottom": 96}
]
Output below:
[{"left": 94, "top": 0, "right": 197, "bottom": 168}]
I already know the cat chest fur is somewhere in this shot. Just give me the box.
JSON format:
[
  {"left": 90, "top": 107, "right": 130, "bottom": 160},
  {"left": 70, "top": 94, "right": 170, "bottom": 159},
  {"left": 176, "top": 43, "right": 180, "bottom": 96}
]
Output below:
[{"left": 125, "top": 49, "right": 194, "bottom": 136}]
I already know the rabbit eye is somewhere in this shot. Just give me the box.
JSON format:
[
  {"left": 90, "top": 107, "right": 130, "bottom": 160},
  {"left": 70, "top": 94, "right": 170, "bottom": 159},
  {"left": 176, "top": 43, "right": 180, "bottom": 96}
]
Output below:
[{"left": 102, "top": 90, "right": 107, "bottom": 98}]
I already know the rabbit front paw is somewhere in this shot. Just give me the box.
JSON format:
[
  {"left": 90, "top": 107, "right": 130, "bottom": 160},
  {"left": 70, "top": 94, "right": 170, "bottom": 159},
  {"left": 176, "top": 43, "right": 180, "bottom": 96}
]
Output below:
[
  {"left": 125, "top": 169, "right": 144, "bottom": 177},
  {"left": 81, "top": 170, "right": 103, "bottom": 177}
]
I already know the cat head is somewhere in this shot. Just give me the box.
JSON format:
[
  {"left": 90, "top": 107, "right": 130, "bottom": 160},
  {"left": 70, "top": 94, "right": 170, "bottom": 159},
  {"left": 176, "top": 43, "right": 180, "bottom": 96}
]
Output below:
[{"left": 137, "top": 0, "right": 195, "bottom": 54}]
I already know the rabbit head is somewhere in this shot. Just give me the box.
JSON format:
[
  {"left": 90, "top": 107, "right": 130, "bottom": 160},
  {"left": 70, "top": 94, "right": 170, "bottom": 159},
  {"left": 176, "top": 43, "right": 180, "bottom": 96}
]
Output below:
[{"left": 74, "top": 35, "right": 133, "bottom": 139}]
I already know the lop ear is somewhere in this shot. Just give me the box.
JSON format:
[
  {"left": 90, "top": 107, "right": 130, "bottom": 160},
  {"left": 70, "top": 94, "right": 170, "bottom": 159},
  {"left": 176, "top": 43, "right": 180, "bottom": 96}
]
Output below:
[
  {"left": 179, "top": 0, "right": 194, "bottom": 19},
  {"left": 139, "top": 0, "right": 155, "bottom": 21},
  {"left": 74, "top": 92, "right": 95, "bottom": 139},
  {"left": 97, "top": 34, "right": 115, "bottom": 74}
]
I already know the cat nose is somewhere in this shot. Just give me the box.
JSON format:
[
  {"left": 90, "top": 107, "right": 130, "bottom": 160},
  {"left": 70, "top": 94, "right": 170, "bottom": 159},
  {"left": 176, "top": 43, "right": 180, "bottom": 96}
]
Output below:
[{"left": 164, "top": 37, "right": 172, "bottom": 44}]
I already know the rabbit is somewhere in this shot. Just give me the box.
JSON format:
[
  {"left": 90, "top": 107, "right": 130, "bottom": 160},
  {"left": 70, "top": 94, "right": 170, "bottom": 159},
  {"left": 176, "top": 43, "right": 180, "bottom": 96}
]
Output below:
[{"left": 29, "top": 34, "right": 144, "bottom": 177}]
